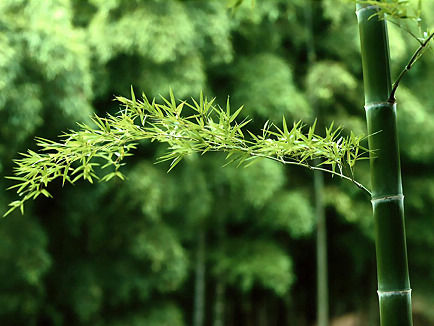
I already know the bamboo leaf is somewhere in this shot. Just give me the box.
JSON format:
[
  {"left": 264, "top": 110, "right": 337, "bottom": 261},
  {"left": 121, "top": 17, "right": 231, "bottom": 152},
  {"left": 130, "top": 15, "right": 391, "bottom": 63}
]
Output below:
[
  {"left": 167, "top": 156, "right": 183, "bottom": 172},
  {"left": 130, "top": 85, "right": 136, "bottom": 103},
  {"left": 229, "top": 105, "right": 244, "bottom": 123},
  {"left": 282, "top": 116, "right": 288, "bottom": 136}
]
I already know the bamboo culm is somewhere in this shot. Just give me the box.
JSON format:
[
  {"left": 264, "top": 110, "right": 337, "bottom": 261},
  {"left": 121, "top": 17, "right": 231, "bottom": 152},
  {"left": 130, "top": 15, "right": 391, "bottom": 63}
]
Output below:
[
  {"left": 304, "top": 2, "right": 329, "bottom": 324},
  {"left": 193, "top": 228, "right": 206, "bottom": 326},
  {"left": 356, "top": 3, "right": 412, "bottom": 326}
]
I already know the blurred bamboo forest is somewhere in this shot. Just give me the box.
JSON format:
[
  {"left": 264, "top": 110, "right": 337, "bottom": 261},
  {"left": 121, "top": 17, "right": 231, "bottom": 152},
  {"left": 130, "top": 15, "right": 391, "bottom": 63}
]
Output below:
[{"left": 0, "top": 0, "right": 433, "bottom": 325}]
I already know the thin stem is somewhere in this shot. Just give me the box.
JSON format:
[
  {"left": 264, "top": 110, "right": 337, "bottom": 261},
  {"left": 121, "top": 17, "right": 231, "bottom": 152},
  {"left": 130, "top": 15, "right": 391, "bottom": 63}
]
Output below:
[
  {"left": 389, "top": 32, "right": 434, "bottom": 102},
  {"left": 386, "top": 19, "right": 423, "bottom": 45},
  {"left": 268, "top": 156, "right": 371, "bottom": 196},
  {"left": 152, "top": 131, "right": 372, "bottom": 196}
]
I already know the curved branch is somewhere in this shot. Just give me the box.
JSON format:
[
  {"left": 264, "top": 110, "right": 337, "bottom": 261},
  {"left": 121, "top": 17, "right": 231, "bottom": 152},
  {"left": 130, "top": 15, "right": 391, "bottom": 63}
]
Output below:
[
  {"left": 389, "top": 32, "right": 434, "bottom": 102},
  {"left": 151, "top": 131, "right": 371, "bottom": 196},
  {"left": 4, "top": 91, "right": 371, "bottom": 216}
]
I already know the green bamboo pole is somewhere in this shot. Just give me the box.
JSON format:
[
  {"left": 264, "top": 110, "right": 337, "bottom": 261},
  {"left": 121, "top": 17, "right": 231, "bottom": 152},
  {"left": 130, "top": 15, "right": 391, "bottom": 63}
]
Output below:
[
  {"left": 304, "top": 2, "right": 329, "bottom": 324},
  {"left": 314, "top": 170, "right": 328, "bottom": 326},
  {"left": 304, "top": 0, "right": 329, "bottom": 326},
  {"left": 193, "top": 227, "right": 206, "bottom": 326},
  {"left": 356, "top": 3, "right": 412, "bottom": 326},
  {"left": 213, "top": 215, "right": 226, "bottom": 326}
]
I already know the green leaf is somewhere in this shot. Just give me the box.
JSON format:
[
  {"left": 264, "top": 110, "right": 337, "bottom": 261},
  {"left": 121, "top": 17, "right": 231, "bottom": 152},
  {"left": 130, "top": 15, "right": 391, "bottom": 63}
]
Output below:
[
  {"left": 167, "top": 156, "right": 183, "bottom": 172},
  {"left": 130, "top": 85, "right": 136, "bottom": 103},
  {"left": 41, "top": 189, "right": 52, "bottom": 198},
  {"left": 230, "top": 105, "right": 244, "bottom": 123}
]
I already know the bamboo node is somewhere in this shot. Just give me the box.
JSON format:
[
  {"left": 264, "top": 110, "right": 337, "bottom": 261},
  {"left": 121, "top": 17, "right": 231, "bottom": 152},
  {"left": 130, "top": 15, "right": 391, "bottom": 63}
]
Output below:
[
  {"left": 377, "top": 289, "right": 412, "bottom": 297},
  {"left": 371, "top": 194, "right": 404, "bottom": 204},
  {"left": 364, "top": 101, "right": 395, "bottom": 111}
]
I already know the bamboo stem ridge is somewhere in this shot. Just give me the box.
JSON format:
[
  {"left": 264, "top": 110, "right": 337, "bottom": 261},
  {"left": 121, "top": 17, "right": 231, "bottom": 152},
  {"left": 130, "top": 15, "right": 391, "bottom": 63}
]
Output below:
[{"left": 356, "top": 4, "right": 412, "bottom": 326}]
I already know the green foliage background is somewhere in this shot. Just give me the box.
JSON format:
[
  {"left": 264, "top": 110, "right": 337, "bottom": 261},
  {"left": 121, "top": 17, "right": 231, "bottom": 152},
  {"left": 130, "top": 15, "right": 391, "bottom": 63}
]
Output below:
[{"left": 0, "top": 0, "right": 433, "bottom": 325}]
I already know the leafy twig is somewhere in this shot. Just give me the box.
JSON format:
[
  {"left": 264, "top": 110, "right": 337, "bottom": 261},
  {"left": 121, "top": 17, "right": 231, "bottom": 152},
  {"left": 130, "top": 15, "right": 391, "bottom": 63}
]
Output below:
[{"left": 4, "top": 90, "right": 371, "bottom": 216}]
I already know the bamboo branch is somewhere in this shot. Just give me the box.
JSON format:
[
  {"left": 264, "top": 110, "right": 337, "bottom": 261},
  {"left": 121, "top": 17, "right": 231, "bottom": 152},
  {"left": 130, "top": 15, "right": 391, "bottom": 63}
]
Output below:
[
  {"left": 4, "top": 92, "right": 371, "bottom": 216},
  {"left": 389, "top": 32, "right": 434, "bottom": 102},
  {"left": 153, "top": 131, "right": 371, "bottom": 195},
  {"left": 386, "top": 19, "right": 423, "bottom": 45}
]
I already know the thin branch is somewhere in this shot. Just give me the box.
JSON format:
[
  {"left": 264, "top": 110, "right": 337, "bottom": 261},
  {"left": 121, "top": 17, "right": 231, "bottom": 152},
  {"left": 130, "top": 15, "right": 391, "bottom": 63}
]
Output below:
[
  {"left": 151, "top": 131, "right": 371, "bottom": 195},
  {"left": 261, "top": 156, "right": 371, "bottom": 196},
  {"left": 387, "top": 19, "right": 423, "bottom": 45},
  {"left": 389, "top": 32, "right": 434, "bottom": 102}
]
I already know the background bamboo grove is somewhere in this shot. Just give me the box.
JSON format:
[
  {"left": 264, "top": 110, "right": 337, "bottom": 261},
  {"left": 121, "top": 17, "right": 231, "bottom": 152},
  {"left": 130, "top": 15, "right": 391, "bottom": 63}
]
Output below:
[{"left": 0, "top": 0, "right": 433, "bottom": 325}]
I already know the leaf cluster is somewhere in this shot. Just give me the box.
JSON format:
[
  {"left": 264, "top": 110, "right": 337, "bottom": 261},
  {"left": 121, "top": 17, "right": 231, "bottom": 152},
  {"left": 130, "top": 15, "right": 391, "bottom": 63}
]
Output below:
[
  {"left": 4, "top": 90, "right": 370, "bottom": 216},
  {"left": 357, "top": 0, "right": 433, "bottom": 43},
  {"left": 359, "top": 0, "right": 422, "bottom": 20}
]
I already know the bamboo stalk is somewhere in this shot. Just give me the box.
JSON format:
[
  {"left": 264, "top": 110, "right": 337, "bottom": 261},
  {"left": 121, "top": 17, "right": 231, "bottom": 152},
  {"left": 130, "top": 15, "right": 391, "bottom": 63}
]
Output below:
[
  {"left": 213, "top": 217, "right": 226, "bottom": 326},
  {"left": 193, "top": 227, "right": 206, "bottom": 326},
  {"left": 304, "top": 2, "right": 329, "bottom": 324},
  {"left": 213, "top": 280, "right": 225, "bottom": 326},
  {"left": 356, "top": 3, "right": 412, "bottom": 325},
  {"left": 315, "top": 170, "right": 328, "bottom": 326}
]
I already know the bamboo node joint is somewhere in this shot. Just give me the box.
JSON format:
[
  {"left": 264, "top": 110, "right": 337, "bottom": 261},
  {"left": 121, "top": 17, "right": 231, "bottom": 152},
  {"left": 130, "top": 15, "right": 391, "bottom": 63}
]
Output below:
[
  {"left": 378, "top": 289, "right": 411, "bottom": 297},
  {"left": 364, "top": 101, "right": 395, "bottom": 111},
  {"left": 371, "top": 194, "right": 404, "bottom": 204}
]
